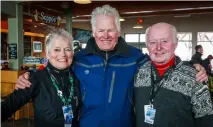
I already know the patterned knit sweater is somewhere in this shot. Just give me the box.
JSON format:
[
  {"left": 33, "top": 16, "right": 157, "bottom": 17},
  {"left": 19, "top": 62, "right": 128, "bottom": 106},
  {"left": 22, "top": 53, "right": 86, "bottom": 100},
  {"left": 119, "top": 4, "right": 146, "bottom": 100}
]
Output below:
[{"left": 134, "top": 56, "right": 213, "bottom": 127}]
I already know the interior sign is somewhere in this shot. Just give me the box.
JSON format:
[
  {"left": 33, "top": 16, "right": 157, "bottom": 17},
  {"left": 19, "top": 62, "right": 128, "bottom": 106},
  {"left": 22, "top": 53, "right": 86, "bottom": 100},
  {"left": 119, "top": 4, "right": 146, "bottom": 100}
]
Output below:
[{"left": 41, "top": 12, "right": 57, "bottom": 23}]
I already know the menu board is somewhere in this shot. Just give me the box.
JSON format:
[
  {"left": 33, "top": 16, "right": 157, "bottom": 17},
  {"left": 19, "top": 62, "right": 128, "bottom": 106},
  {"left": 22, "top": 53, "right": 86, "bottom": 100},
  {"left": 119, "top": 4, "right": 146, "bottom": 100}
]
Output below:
[{"left": 8, "top": 44, "right": 17, "bottom": 59}]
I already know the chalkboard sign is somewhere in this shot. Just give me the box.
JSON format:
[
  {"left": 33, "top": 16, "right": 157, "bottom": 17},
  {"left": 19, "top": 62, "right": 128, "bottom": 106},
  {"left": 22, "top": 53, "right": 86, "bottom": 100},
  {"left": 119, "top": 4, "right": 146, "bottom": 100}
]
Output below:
[{"left": 9, "top": 44, "right": 17, "bottom": 59}]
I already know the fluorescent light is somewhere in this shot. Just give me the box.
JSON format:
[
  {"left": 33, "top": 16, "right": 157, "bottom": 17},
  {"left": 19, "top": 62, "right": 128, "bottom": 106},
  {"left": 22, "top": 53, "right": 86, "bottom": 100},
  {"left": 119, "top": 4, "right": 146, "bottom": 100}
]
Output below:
[
  {"left": 119, "top": 17, "right": 125, "bottom": 22},
  {"left": 133, "top": 24, "right": 143, "bottom": 29},
  {"left": 74, "top": 0, "right": 91, "bottom": 4}
]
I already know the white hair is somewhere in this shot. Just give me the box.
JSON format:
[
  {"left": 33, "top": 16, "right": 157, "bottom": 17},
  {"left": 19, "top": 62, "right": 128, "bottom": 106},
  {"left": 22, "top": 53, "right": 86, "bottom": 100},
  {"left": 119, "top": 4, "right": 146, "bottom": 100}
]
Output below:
[
  {"left": 45, "top": 28, "right": 73, "bottom": 55},
  {"left": 91, "top": 4, "right": 121, "bottom": 32},
  {"left": 145, "top": 23, "right": 178, "bottom": 46}
]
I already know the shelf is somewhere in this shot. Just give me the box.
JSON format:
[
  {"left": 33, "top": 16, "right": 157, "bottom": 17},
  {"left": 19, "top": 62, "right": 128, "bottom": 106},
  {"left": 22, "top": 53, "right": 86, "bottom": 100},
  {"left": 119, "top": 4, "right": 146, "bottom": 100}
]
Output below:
[
  {"left": 1, "top": 29, "right": 45, "bottom": 37},
  {"left": 23, "top": 64, "right": 43, "bottom": 67}
]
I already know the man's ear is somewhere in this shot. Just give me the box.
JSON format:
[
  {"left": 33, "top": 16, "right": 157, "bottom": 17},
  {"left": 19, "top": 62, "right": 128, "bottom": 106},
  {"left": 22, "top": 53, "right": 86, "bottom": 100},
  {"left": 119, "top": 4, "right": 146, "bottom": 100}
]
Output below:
[
  {"left": 92, "top": 31, "right": 96, "bottom": 37},
  {"left": 46, "top": 52, "right": 50, "bottom": 59},
  {"left": 174, "top": 37, "right": 178, "bottom": 49},
  {"left": 118, "top": 31, "right": 121, "bottom": 37},
  {"left": 92, "top": 28, "right": 95, "bottom": 37}
]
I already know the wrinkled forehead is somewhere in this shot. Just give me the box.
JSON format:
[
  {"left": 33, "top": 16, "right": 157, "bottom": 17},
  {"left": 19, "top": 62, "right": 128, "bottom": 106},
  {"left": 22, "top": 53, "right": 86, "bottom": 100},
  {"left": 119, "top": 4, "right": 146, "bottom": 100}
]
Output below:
[
  {"left": 95, "top": 15, "right": 115, "bottom": 23},
  {"left": 148, "top": 25, "right": 174, "bottom": 41},
  {"left": 95, "top": 15, "right": 117, "bottom": 28}
]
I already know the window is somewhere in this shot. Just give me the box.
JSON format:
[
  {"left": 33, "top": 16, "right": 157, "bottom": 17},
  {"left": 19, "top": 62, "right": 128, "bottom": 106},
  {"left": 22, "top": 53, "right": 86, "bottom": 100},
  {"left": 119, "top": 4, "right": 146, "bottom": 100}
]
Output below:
[
  {"left": 125, "top": 33, "right": 146, "bottom": 43},
  {"left": 197, "top": 32, "right": 213, "bottom": 59},
  {"left": 140, "top": 34, "right": 146, "bottom": 42},
  {"left": 125, "top": 34, "right": 139, "bottom": 43},
  {"left": 175, "top": 32, "right": 192, "bottom": 61},
  {"left": 125, "top": 33, "right": 146, "bottom": 51}
]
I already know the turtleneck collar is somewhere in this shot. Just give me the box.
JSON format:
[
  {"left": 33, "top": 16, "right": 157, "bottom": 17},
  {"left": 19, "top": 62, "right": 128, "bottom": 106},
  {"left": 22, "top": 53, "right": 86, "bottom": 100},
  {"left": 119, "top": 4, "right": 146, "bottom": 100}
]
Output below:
[
  {"left": 152, "top": 56, "right": 175, "bottom": 77},
  {"left": 46, "top": 62, "right": 70, "bottom": 76}
]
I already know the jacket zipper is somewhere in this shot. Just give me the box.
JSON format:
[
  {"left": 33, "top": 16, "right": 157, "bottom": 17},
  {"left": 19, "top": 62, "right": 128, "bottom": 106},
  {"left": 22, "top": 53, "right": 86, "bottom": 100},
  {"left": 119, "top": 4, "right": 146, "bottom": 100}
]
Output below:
[
  {"left": 82, "top": 88, "right": 86, "bottom": 101},
  {"left": 108, "top": 71, "right": 115, "bottom": 103},
  {"left": 104, "top": 51, "right": 108, "bottom": 71}
]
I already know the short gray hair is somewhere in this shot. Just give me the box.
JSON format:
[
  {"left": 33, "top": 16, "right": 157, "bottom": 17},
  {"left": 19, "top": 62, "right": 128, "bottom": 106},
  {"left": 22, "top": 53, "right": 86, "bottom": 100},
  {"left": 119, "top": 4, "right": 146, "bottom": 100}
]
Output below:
[
  {"left": 45, "top": 28, "right": 73, "bottom": 54},
  {"left": 91, "top": 4, "right": 121, "bottom": 32},
  {"left": 145, "top": 23, "right": 178, "bottom": 45}
]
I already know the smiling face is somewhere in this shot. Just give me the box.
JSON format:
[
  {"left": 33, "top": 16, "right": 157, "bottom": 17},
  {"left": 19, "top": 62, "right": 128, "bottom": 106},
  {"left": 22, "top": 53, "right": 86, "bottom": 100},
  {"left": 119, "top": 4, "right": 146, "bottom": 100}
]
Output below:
[
  {"left": 46, "top": 37, "right": 73, "bottom": 70},
  {"left": 147, "top": 23, "right": 177, "bottom": 65},
  {"left": 92, "top": 15, "right": 120, "bottom": 51}
]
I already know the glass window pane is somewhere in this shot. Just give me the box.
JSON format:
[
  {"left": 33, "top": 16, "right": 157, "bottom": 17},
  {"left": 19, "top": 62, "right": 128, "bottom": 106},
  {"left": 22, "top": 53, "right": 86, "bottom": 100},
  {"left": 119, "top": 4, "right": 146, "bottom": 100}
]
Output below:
[
  {"left": 177, "top": 32, "right": 192, "bottom": 41},
  {"left": 176, "top": 32, "right": 192, "bottom": 61},
  {"left": 140, "top": 34, "right": 146, "bottom": 42},
  {"left": 197, "top": 32, "right": 213, "bottom": 59},
  {"left": 197, "top": 32, "right": 213, "bottom": 41},
  {"left": 125, "top": 34, "right": 139, "bottom": 42},
  {"left": 197, "top": 41, "right": 213, "bottom": 59},
  {"left": 175, "top": 41, "right": 192, "bottom": 61}
]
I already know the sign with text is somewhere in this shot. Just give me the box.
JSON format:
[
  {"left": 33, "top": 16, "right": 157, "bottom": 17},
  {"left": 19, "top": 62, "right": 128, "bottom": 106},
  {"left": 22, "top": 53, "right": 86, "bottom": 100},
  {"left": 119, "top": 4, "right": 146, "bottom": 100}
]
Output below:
[
  {"left": 33, "top": 10, "right": 62, "bottom": 26},
  {"left": 8, "top": 44, "right": 17, "bottom": 59}
]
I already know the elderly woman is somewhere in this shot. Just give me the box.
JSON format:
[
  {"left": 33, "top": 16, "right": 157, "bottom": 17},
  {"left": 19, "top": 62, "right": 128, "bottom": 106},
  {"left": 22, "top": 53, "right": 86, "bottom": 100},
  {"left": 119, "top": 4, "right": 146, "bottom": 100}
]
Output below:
[{"left": 2, "top": 28, "right": 81, "bottom": 127}]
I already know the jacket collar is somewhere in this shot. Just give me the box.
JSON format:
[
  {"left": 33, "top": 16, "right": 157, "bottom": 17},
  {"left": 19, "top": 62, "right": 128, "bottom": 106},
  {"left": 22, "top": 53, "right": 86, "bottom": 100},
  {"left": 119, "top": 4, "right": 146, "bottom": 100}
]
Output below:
[
  {"left": 196, "top": 51, "right": 202, "bottom": 56},
  {"left": 84, "top": 36, "right": 130, "bottom": 57},
  {"left": 46, "top": 61, "right": 70, "bottom": 77}
]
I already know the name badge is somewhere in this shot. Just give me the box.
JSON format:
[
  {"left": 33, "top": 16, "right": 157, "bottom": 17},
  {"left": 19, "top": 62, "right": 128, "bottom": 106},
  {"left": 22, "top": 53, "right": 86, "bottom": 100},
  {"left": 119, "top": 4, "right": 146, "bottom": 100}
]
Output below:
[
  {"left": 62, "top": 105, "right": 73, "bottom": 127},
  {"left": 144, "top": 105, "right": 156, "bottom": 124}
]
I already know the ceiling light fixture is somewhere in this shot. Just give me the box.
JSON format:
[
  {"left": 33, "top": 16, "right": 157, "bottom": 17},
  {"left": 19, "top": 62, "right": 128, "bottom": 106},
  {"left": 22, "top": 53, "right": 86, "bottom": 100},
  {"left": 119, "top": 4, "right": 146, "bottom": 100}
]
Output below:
[
  {"left": 133, "top": 18, "right": 143, "bottom": 29},
  {"left": 40, "top": 23, "right": 46, "bottom": 25},
  {"left": 74, "top": 0, "right": 91, "bottom": 4},
  {"left": 119, "top": 17, "right": 125, "bottom": 22},
  {"left": 133, "top": 24, "right": 143, "bottom": 29}
]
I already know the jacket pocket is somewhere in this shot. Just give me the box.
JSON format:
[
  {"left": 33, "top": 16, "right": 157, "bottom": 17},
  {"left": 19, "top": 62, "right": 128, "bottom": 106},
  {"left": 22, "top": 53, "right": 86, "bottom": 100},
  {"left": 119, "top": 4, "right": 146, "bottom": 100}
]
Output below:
[{"left": 108, "top": 71, "right": 116, "bottom": 103}]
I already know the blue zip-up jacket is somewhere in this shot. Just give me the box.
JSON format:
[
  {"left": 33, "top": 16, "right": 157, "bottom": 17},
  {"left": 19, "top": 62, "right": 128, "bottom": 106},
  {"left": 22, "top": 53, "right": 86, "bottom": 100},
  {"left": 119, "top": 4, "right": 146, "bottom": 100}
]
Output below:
[{"left": 73, "top": 37, "right": 149, "bottom": 127}]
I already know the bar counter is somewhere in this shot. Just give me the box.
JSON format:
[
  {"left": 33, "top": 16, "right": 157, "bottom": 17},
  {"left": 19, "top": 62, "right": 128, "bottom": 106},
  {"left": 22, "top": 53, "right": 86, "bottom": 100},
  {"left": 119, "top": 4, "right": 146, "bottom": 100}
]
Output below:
[{"left": 1, "top": 70, "right": 34, "bottom": 120}]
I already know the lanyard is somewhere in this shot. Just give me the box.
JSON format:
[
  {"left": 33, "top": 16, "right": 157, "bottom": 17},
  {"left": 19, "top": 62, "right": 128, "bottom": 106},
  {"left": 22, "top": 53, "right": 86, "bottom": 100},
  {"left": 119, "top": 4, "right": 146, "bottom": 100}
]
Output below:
[
  {"left": 47, "top": 67, "right": 74, "bottom": 106},
  {"left": 149, "top": 64, "right": 174, "bottom": 105}
]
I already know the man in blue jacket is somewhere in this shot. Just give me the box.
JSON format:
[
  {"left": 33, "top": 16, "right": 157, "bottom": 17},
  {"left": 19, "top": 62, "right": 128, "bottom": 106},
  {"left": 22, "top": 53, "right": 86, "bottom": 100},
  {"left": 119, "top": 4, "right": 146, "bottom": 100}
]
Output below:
[
  {"left": 15, "top": 4, "right": 208, "bottom": 127},
  {"left": 73, "top": 5, "right": 149, "bottom": 127}
]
